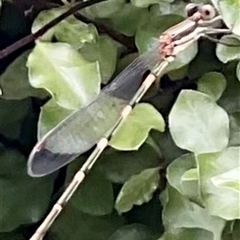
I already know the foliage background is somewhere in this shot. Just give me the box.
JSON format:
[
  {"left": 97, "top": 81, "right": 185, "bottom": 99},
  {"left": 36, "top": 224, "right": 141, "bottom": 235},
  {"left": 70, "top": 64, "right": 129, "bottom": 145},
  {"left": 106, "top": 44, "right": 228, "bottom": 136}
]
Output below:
[{"left": 0, "top": 0, "right": 239, "bottom": 240}]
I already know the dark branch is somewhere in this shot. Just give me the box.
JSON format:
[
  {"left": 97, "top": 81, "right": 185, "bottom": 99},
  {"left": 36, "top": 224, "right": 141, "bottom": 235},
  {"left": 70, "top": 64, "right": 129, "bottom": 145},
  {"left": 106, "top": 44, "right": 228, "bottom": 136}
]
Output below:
[
  {"left": 74, "top": 12, "right": 136, "bottom": 52},
  {"left": 0, "top": 0, "right": 108, "bottom": 60}
]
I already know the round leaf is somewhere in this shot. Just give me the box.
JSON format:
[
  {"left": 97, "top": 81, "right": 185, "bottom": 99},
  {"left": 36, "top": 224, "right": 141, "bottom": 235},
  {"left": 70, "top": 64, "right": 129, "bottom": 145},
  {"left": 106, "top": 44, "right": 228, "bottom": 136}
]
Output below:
[
  {"left": 211, "top": 0, "right": 240, "bottom": 36},
  {"left": 27, "top": 41, "right": 101, "bottom": 136},
  {"left": 51, "top": 205, "right": 124, "bottom": 240},
  {"left": 233, "top": 220, "right": 240, "bottom": 240},
  {"left": 169, "top": 90, "right": 229, "bottom": 153},
  {"left": 0, "top": 98, "right": 31, "bottom": 139},
  {"left": 211, "top": 166, "right": 240, "bottom": 192},
  {"left": 0, "top": 146, "right": 57, "bottom": 231},
  {"left": 216, "top": 35, "right": 240, "bottom": 63},
  {"left": 188, "top": 41, "right": 222, "bottom": 79},
  {"left": 218, "top": 62, "right": 240, "bottom": 113},
  {"left": 131, "top": 0, "right": 173, "bottom": 8},
  {"left": 163, "top": 186, "right": 226, "bottom": 240},
  {"left": 151, "top": 1, "right": 187, "bottom": 17},
  {"left": 79, "top": 35, "right": 118, "bottom": 84},
  {"left": 0, "top": 50, "right": 47, "bottom": 100},
  {"left": 108, "top": 224, "right": 152, "bottom": 240},
  {"left": 37, "top": 100, "right": 73, "bottom": 138},
  {"left": 196, "top": 147, "right": 240, "bottom": 220},
  {"left": 157, "top": 130, "right": 187, "bottom": 164},
  {"left": 158, "top": 228, "right": 213, "bottom": 240},
  {"left": 229, "top": 112, "right": 240, "bottom": 146},
  {"left": 109, "top": 103, "right": 165, "bottom": 150},
  {"left": 197, "top": 72, "right": 227, "bottom": 101},
  {"left": 115, "top": 167, "right": 160, "bottom": 213},
  {"left": 136, "top": 14, "right": 183, "bottom": 54},
  {"left": 167, "top": 153, "right": 201, "bottom": 203},
  {"left": 100, "top": 144, "right": 161, "bottom": 183},
  {"left": 101, "top": 3, "right": 148, "bottom": 36},
  {"left": 70, "top": 170, "right": 114, "bottom": 216},
  {"left": 181, "top": 168, "right": 198, "bottom": 181},
  {"left": 237, "top": 61, "right": 240, "bottom": 81},
  {"left": 82, "top": 0, "right": 125, "bottom": 19},
  {"left": 32, "top": 6, "right": 98, "bottom": 48}
]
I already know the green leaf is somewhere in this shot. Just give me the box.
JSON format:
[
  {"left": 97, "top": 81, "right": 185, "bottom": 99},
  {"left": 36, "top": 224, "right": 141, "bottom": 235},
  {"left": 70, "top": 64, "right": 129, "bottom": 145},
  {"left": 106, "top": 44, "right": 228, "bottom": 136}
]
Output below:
[
  {"left": 108, "top": 224, "right": 152, "bottom": 240},
  {"left": 0, "top": 231, "right": 26, "bottom": 240},
  {"left": 182, "top": 168, "right": 198, "bottom": 181},
  {"left": 197, "top": 72, "right": 227, "bottom": 101},
  {"left": 38, "top": 100, "right": 73, "bottom": 139},
  {"left": 110, "top": 103, "right": 165, "bottom": 150},
  {"left": 167, "top": 65, "right": 188, "bottom": 81},
  {"left": 79, "top": 35, "right": 118, "bottom": 84},
  {"left": 151, "top": 1, "right": 187, "bottom": 17},
  {"left": 188, "top": 41, "right": 222, "bottom": 79},
  {"left": 27, "top": 41, "right": 101, "bottom": 137},
  {"left": 157, "top": 130, "right": 187, "bottom": 164},
  {"left": 136, "top": 14, "right": 183, "bottom": 54},
  {"left": 196, "top": 147, "right": 240, "bottom": 220},
  {"left": 229, "top": 112, "right": 240, "bottom": 146},
  {"left": 218, "top": 62, "right": 240, "bottom": 113},
  {"left": 51, "top": 205, "right": 125, "bottom": 240},
  {"left": 169, "top": 90, "right": 229, "bottom": 153},
  {"left": 100, "top": 144, "right": 161, "bottom": 183},
  {"left": 167, "top": 154, "right": 201, "bottom": 203},
  {"left": 131, "top": 0, "right": 173, "bottom": 8},
  {"left": 27, "top": 42, "right": 100, "bottom": 109},
  {"left": 32, "top": 6, "right": 98, "bottom": 48},
  {"left": 0, "top": 50, "right": 47, "bottom": 100},
  {"left": 0, "top": 98, "right": 31, "bottom": 139},
  {"left": 69, "top": 169, "right": 114, "bottom": 216},
  {"left": 101, "top": 3, "right": 148, "bottom": 36},
  {"left": 82, "top": 0, "right": 126, "bottom": 19},
  {"left": 158, "top": 228, "right": 213, "bottom": 240},
  {"left": 211, "top": 0, "right": 240, "bottom": 36},
  {"left": 115, "top": 167, "right": 160, "bottom": 213},
  {"left": 0, "top": 146, "right": 57, "bottom": 231},
  {"left": 211, "top": 166, "right": 240, "bottom": 192},
  {"left": 216, "top": 35, "right": 240, "bottom": 63},
  {"left": 233, "top": 220, "right": 240, "bottom": 240},
  {"left": 237, "top": 61, "right": 240, "bottom": 81},
  {"left": 166, "top": 40, "right": 198, "bottom": 73},
  {"left": 162, "top": 186, "right": 226, "bottom": 240}
]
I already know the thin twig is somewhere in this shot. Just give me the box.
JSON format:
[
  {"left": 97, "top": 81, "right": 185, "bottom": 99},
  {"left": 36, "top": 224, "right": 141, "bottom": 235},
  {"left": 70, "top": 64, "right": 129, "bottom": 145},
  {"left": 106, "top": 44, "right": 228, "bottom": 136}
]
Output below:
[
  {"left": 0, "top": 0, "right": 108, "bottom": 60},
  {"left": 204, "top": 34, "right": 240, "bottom": 47},
  {"left": 74, "top": 12, "right": 136, "bottom": 51}
]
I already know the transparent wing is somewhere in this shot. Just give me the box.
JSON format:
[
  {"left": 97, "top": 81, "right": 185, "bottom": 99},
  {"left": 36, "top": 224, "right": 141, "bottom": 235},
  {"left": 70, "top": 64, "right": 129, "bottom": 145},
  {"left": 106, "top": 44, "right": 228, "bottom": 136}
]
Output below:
[{"left": 28, "top": 45, "right": 161, "bottom": 177}]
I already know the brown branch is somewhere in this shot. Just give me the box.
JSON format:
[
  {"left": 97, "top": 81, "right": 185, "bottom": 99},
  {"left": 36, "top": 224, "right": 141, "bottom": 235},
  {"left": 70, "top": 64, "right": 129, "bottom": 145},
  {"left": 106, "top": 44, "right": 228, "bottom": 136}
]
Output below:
[
  {"left": 74, "top": 12, "right": 136, "bottom": 52},
  {"left": 0, "top": 0, "right": 108, "bottom": 60}
]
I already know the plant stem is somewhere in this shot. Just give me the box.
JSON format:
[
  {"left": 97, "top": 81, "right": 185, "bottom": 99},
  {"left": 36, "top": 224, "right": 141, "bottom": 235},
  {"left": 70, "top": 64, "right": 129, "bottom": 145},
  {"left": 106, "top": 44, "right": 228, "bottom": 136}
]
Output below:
[{"left": 0, "top": 0, "right": 108, "bottom": 60}]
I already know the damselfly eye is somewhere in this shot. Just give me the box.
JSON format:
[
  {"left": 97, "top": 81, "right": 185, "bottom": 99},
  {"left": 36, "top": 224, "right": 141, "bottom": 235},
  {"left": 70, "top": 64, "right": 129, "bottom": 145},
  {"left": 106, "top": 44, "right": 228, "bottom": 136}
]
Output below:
[
  {"left": 200, "top": 4, "right": 216, "bottom": 20},
  {"left": 185, "top": 3, "right": 199, "bottom": 17}
]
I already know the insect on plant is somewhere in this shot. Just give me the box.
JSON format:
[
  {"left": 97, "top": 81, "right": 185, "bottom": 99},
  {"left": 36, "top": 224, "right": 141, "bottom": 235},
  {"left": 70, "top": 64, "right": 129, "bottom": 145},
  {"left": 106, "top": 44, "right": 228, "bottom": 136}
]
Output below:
[{"left": 28, "top": 3, "right": 234, "bottom": 240}]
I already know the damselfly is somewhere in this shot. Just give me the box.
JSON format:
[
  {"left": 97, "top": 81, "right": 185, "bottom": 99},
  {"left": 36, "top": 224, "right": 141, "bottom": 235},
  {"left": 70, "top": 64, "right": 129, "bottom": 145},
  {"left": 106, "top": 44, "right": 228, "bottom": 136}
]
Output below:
[{"left": 28, "top": 3, "right": 232, "bottom": 240}]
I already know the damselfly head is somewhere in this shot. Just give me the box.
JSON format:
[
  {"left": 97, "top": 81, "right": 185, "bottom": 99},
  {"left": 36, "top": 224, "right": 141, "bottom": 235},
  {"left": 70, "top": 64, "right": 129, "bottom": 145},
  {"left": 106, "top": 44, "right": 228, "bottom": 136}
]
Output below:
[
  {"left": 185, "top": 3, "right": 200, "bottom": 17},
  {"left": 199, "top": 4, "right": 216, "bottom": 20}
]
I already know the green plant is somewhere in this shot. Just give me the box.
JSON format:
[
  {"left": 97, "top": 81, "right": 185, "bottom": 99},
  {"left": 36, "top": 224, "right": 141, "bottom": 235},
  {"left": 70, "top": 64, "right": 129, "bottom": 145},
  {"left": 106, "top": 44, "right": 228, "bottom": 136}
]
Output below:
[{"left": 0, "top": 0, "right": 239, "bottom": 240}]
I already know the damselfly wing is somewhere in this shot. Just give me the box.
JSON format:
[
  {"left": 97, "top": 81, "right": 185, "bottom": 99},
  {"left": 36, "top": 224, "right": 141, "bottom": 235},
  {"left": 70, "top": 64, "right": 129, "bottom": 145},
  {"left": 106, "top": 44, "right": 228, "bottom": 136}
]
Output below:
[{"left": 28, "top": 45, "right": 160, "bottom": 177}]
